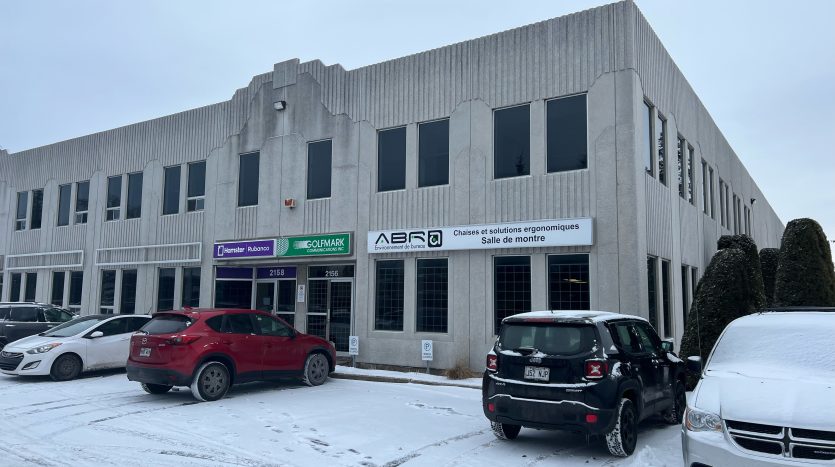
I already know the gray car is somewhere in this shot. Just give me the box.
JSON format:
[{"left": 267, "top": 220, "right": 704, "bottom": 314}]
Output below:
[{"left": 0, "top": 302, "right": 77, "bottom": 349}]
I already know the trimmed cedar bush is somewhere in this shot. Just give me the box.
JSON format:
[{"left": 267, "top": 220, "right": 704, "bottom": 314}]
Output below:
[
  {"left": 759, "top": 248, "right": 780, "bottom": 307},
  {"left": 716, "top": 234, "right": 766, "bottom": 311},
  {"left": 774, "top": 218, "right": 835, "bottom": 307},
  {"left": 680, "top": 249, "right": 761, "bottom": 388}
]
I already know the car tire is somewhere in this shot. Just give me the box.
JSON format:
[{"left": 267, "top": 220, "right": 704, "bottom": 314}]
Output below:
[
  {"left": 490, "top": 421, "right": 521, "bottom": 440},
  {"left": 190, "top": 361, "right": 230, "bottom": 402},
  {"left": 50, "top": 354, "right": 82, "bottom": 381},
  {"left": 302, "top": 352, "right": 329, "bottom": 387},
  {"left": 663, "top": 381, "right": 686, "bottom": 425},
  {"left": 141, "top": 383, "right": 173, "bottom": 395},
  {"left": 605, "top": 398, "right": 638, "bottom": 457}
]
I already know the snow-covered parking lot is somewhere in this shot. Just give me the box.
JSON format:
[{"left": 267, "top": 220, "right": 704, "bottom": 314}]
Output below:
[{"left": 0, "top": 370, "right": 682, "bottom": 466}]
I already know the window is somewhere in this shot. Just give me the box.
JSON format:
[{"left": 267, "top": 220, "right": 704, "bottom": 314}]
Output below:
[
  {"left": 708, "top": 167, "right": 715, "bottom": 219},
  {"left": 643, "top": 102, "right": 654, "bottom": 176},
  {"left": 57, "top": 184, "right": 71, "bottom": 226},
  {"left": 214, "top": 280, "right": 252, "bottom": 309},
  {"left": 548, "top": 254, "right": 590, "bottom": 310},
  {"left": 307, "top": 140, "right": 332, "bottom": 199},
  {"left": 701, "top": 160, "right": 708, "bottom": 214},
  {"left": 656, "top": 113, "right": 667, "bottom": 185},
  {"left": 187, "top": 161, "right": 206, "bottom": 211},
  {"left": 10, "top": 307, "right": 38, "bottom": 322},
  {"left": 719, "top": 179, "right": 726, "bottom": 226},
  {"left": 724, "top": 184, "right": 730, "bottom": 229},
  {"left": 182, "top": 267, "right": 201, "bottom": 308},
  {"left": 120, "top": 269, "right": 137, "bottom": 314},
  {"left": 681, "top": 265, "right": 690, "bottom": 327},
  {"left": 691, "top": 268, "right": 699, "bottom": 303},
  {"left": 95, "top": 318, "right": 129, "bottom": 337},
  {"left": 238, "top": 152, "right": 260, "bottom": 206},
  {"left": 377, "top": 127, "right": 407, "bottom": 191},
  {"left": 69, "top": 271, "right": 83, "bottom": 313},
  {"left": 494, "top": 104, "right": 530, "bottom": 179},
  {"left": 10, "top": 273, "right": 22, "bottom": 302},
  {"left": 162, "top": 166, "right": 180, "bottom": 215},
  {"left": 661, "top": 260, "right": 671, "bottom": 338},
  {"left": 418, "top": 119, "right": 450, "bottom": 187},
  {"left": 687, "top": 146, "right": 695, "bottom": 204},
  {"left": 75, "top": 181, "right": 89, "bottom": 224},
  {"left": 100, "top": 270, "right": 116, "bottom": 314},
  {"left": 416, "top": 258, "right": 448, "bottom": 333},
  {"left": 647, "top": 257, "right": 658, "bottom": 330},
  {"left": 732, "top": 194, "right": 739, "bottom": 233},
  {"left": 106, "top": 175, "right": 122, "bottom": 221},
  {"left": 31, "top": 189, "right": 43, "bottom": 229},
  {"left": 51, "top": 271, "right": 65, "bottom": 306},
  {"left": 157, "top": 268, "right": 175, "bottom": 312},
  {"left": 277, "top": 280, "right": 296, "bottom": 326},
  {"left": 15, "top": 192, "right": 27, "bottom": 230},
  {"left": 375, "top": 260, "right": 404, "bottom": 331},
  {"left": 547, "top": 94, "right": 587, "bottom": 172},
  {"left": 677, "top": 138, "right": 685, "bottom": 198},
  {"left": 226, "top": 314, "right": 256, "bottom": 334},
  {"left": 24, "top": 273, "right": 37, "bottom": 302},
  {"left": 494, "top": 256, "right": 531, "bottom": 334},
  {"left": 254, "top": 314, "right": 293, "bottom": 337},
  {"left": 126, "top": 172, "right": 143, "bottom": 219}
]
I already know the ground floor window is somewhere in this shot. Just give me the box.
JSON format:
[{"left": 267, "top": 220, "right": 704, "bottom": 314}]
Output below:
[
  {"left": 215, "top": 279, "right": 253, "bottom": 309},
  {"left": 100, "top": 270, "right": 116, "bottom": 313},
  {"left": 547, "top": 254, "right": 590, "bottom": 310},
  {"left": 69, "top": 271, "right": 83, "bottom": 313},
  {"left": 375, "top": 260, "right": 404, "bottom": 331},
  {"left": 416, "top": 258, "right": 448, "bottom": 333},
  {"left": 494, "top": 256, "right": 531, "bottom": 334},
  {"left": 681, "top": 265, "right": 690, "bottom": 326},
  {"left": 157, "top": 268, "right": 176, "bottom": 311},
  {"left": 24, "top": 272, "right": 36, "bottom": 302},
  {"left": 660, "top": 260, "right": 671, "bottom": 338},
  {"left": 646, "top": 257, "right": 658, "bottom": 330},
  {"left": 276, "top": 280, "right": 295, "bottom": 326},
  {"left": 121, "top": 269, "right": 137, "bottom": 314},
  {"left": 182, "top": 267, "right": 201, "bottom": 308},
  {"left": 51, "top": 271, "right": 65, "bottom": 306},
  {"left": 10, "top": 273, "right": 22, "bottom": 301}
]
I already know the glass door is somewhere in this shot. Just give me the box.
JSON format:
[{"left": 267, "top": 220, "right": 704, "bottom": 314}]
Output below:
[
  {"left": 307, "top": 280, "right": 329, "bottom": 342},
  {"left": 255, "top": 282, "right": 275, "bottom": 312},
  {"left": 329, "top": 280, "right": 352, "bottom": 352},
  {"left": 276, "top": 279, "right": 296, "bottom": 326}
]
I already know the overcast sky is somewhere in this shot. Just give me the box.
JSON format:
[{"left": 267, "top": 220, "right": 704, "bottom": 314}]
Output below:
[{"left": 1, "top": 0, "right": 833, "bottom": 243}]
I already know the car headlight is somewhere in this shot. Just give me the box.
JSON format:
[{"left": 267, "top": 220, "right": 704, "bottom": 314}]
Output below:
[
  {"left": 684, "top": 406, "right": 723, "bottom": 432},
  {"left": 26, "top": 343, "right": 62, "bottom": 354}
]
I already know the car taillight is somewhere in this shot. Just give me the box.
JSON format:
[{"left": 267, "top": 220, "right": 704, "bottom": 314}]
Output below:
[
  {"left": 584, "top": 359, "right": 608, "bottom": 380},
  {"left": 167, "top": 335, "right": 200, "bottom": 345},
  {"left": 486, "top": 354, "right": 498, "bottom": 372}
]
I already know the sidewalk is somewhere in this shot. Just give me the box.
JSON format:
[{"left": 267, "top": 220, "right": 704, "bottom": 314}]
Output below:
[{"left": 331, "top": 364, "right": 482, "bottom": 389}]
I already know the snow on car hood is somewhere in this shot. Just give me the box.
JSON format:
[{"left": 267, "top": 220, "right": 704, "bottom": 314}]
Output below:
[
  {"left": 694, "top": 367, "right": 835, "bottom": 431},
  {"left": 5, "top": 334, "right": 70, "bottom": 352}
]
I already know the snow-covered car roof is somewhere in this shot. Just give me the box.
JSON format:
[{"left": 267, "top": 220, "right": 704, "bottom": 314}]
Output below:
[{"left": 502, "top": 310, "right": 648, "bottom": 324}]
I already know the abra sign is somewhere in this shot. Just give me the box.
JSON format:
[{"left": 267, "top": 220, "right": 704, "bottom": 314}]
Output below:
[
  {"left": 368, "top": 218, "right": 593, "bottom": 253},
  {"left": 214, "top": 239, "right": 276, "bottom": 260}
]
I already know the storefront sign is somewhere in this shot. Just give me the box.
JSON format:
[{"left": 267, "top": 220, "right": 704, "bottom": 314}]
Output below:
[
  {"left": 214, "top": 239, "right": 276, "bottom": 259},
  {"left": 308, "top": 265, "right": 355, "bottom": 279},
  {"left": 215, "top": 267, "right": 254, "bottom": 279},
  {"left": 421, "top": 340, "right": 433, "bottom": 361},
  {"left": 368, "top": 218, "right": 593, "bottom": 253},
  {"left": 256, "top": 266, "right": 297, "bottom": 279},
  {"left": 276, "top": 233, "right": 351, "bottom": 257}
]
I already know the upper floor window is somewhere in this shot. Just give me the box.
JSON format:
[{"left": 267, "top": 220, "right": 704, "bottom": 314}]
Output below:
[
  {"left": 656, "top": 113, "right": 667, "bottom": 185},
  {"left": 57, "top": 184, "right": 71, "bottom": 226},
  {"left": 238, "top": 152, "right": 259, "bottom": 207},
  {"left": 708, "top": 167, "right": 715, "bottom": 219},
  {"left": 162, "top": 165, "right": 181, "bottom": 215},
  {"left": 701, "top": 160, "right": 708, "bottom": 214},
  {"left": 686, "top": 145, "right": 695, "bottom": 204},
  {"left": 30, "top": 189, "right": 43, "bottom": 230},
  {"left": 418, "top": 119, "right": 449, "bottom": 187},
  {"left": 106, "top": 175, "right": 122, "bottom": 221},
  {"left": 74, "top": 181, "right": 89, "bottom": 224},
  {"left": 494, "top": 104, "right": 530, "bottom": 179},
  {"left": 378, "top": 127, "right": 406, "bottom": 191},
  {"left": 307, "top": 139, "right": 332, "bottom": 199},
  {"left": 126, "top": 172, "right": 143, "bottom": 219},
  {"left": 15, "top": 191, "right": 27, "bottom": 230},
  {"left": 643, "top": 101, "right": 654, "bottom": 177},
  {"left": 677, "top": 137, "right": 686, "bottom": 198},
  {"left": 546, "top": 94, "right": 587, "bottom": 172},
  {"left": 187, "top": 161, "right": 206, "bottom": 212},
  {"left": 719, "top": 179, "right": 726, "bottom": 226}
]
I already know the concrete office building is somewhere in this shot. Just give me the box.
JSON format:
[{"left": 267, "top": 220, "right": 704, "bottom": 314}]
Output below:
[{"left": 0, "top": 1, "right": 783, "bottom": 369}]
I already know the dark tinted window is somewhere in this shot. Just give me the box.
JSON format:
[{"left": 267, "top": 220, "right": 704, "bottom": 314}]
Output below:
[
  {"left": 375, "top": 260, "right": 404, "bottom": 331},
  {"left": 100, "top": 270, "right": 116, "bottom": 311},
  {"left": 106, "top": 175, "right": 121, "bottom": 221},
  {"left": 126, "top": 317, "right": 150, "bottom": 332},
  {"left": 254, "top": 314, "right": 292, "bottom": 337},
  {"left": 416, "top": 258, "right": 448, "bottom": 333},
  {"left": 307, "top": 140, "right": 332, "bottom": 199},
  {"left": 75, "top": 181, "right": 89, "bottom": 212},
  {"left": 238, "top": 152, "right": 259, "bottom": 206},
  {"left": 634, "top": 322, "right": 662, "bottom": 354},
  {"left": 51, "top": 271, "right": 65, "bottom": 306},
  {"left": 611, "top": 323, "right": 643, "bottom": 354},
  {"left": 142, "top": 314, "right": 193, "bottom": 335},
  {"left": 10, "top": 273, "right": 22, "bottom": 302},
  {"left": 0, "top": 308, "right": 9, "bottom": 320},
  {"left": 57, "top": 184, "right": 71, "bottom": 226},
  {"left": 226, "top": 314, "right": 255, "bottom": 334},
  {"left": 15, "top": 191, "right": 27, "bottom": 230},
  {"left": 188, "top": 161, "right": 206, "bottom": 198},
  {"left": 643, "top": 102, "right": 653, "bottom": 176},
  {"left": 418, "top": 119, "right": 449, "bottom": 187},
  {"left": 494, "top": 256, "right": 531, "bottom": 334},
  {"left": 548, "top": 255, "right": 590, "bottom": 310},
  {"left": 646, "top": 257, "right": 658, "bottom": 330},
  {"left": 31, "top": 189, "right": 43, "bottom": 229},
  {"left": 661, "top": 260, "right": 671, "bottom": 338},
  {"left": 546, "top": 94, "right": 587, "bottom": 172},
  {"left": 182, "top": 267, "right": 201, "bottom": 308},
  {"left": 121, "top": 269, "right": 137, "bottom": 314},
  {"left": 377, "top": 127, "right": 406, "bottom": 192},
  {"left": 69, "top": 271, "right": 83, "bottom": 307},
  {"left": 214, "top": 280, "right": 252, "bottom": 309},
  {"left": 157, "top": 268, "right": 175, "bottom": 312},
  {"left": 205, "top": 316, "right": 223, "bottom": 332},
  {"left": 24, "top": 273, "right": 36, "bottom": 302},
  {"left": 126, "top": 172, "right": 143, "bottom": 219},
  {"left": 162, "top": 166, "right": 180, "bottom": 215},
  {"left": 500, "top": 324, "right": 597, "bottom": 355},
  {"left": 656, "top": 113, "right": 667, "bottom": 185},
  {"left": 677, "top": 138, "right": 685, "bottom": 198},
  {"left": 10, "top": 307, "right": 38, "bottom": 322},
  {"left": 494, "top": 105, "right": 530, "bottom": 179},
  {"left": 95, "top": 318, "right": 128, "bottom": 337}
]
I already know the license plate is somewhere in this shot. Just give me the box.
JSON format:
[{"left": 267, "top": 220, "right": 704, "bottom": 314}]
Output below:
[
  {"left": 139, "top": 347, "right": 151, "bottom": 357},
  {"left": 524, "top": 366, "right": 550, "bottom": 381}
]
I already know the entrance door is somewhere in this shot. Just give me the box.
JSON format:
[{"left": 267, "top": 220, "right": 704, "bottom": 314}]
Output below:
[
  {"left": 255, "top": 280, "right": 296, "bottom": 326},
  {"left": 255, "top": 282, "right": 275, "bottom": 313},
  {"left": 306, "top": 279, "right": 353, "bottom": 352}
]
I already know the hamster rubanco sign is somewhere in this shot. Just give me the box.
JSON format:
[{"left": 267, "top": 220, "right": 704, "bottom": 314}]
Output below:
[
  {"left": 368, "top": 218, "right": 593, "bottom": 253},
  {"left": 213, "top": 240, "right": 276, "bottom": 259}
]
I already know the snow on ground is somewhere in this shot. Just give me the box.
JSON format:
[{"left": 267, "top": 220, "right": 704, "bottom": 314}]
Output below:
[
  {"left": 333, "top": 365, "right": 482, "bottom": 388},
  {"left": 0, "top": 369, "right": 683, "bottom": 467}
]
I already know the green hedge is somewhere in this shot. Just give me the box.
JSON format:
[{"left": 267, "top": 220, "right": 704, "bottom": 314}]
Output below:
[
  {"left": 759, "top": 248, "right": 780, "bottom": 307},
  {"left": 717, "top": 234, "right": 765, "bottom": 311},
  {"left": 774, "top": 218, "right": 835, "bottom": 307}
]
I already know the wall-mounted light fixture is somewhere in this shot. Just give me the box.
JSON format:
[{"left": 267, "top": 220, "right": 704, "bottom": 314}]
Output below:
[{"left": 273, "top": 100, "right": 287, "bottom": 111}]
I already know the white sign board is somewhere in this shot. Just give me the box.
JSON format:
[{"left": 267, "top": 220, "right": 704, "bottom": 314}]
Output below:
[
  {"left": 296, "top": 285, "right": 306, "bottom": 303},
  {"left": 368, "top": 218, "right": 593, "bottom": 254},
  {"left": 348, "top": 336, "right": 359, "bottom": 356},
  {"left": 421, "top": 340, "right": 433, "bottom": 361}
]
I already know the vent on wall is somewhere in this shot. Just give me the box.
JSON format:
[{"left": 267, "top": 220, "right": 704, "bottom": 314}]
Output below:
[
  {"left": 95, "top": 243, "right": 201, "bottom": 266},
  {"left": 4, "top": 251, "right": 84, "bottom": 271}
]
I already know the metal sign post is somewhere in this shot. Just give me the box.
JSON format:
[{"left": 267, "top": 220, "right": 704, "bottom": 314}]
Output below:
[
  {"left": 421, "top": 340, "right": 433, "bottom": 374},
  {"left": 348, "top": 336, "right": 359, "bottom": 367}
]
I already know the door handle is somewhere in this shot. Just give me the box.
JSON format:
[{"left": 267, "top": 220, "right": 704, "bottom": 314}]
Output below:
[{"left": 5, "top": 324, "right": 15, "bottom": 327}]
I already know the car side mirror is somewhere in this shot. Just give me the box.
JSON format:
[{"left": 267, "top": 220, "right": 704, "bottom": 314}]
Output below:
[
  {"left": 88, "top": 331, "right": 104, "bottom": 339},
  {"left": 660, "top": 339, "right": 675, "bottom": 354},
  {"left": 686, "top": 356, "right": 702, "bottom": 375}
]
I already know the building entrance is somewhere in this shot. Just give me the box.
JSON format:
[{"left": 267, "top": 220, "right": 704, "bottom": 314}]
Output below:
[{"left": 307, "top": 265, "right": 354, "bottom": 352}]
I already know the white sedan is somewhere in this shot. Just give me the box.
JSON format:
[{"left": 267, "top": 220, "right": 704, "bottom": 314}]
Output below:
[{"left": 0, "top": 314, "right": 150, "bottom": 381}]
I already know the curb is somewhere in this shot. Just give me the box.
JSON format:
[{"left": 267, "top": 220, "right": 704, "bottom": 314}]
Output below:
[{"left": 331, "top": 372, "right": 480, "bottom": 390}]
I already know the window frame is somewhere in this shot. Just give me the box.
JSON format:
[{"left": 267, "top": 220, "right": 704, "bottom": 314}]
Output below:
[
  {"left": 545, "top": 93, "right": 588, "bottom": 174},
  {"left": 306, "top": 139, "right": 333, "bottom": 200},
  {"left": 187, "top": 160, "right": 206, "bottom": 212},
  {"left": 374, "top": 259, "right": 405, "bottom": 331},
  {"left": 493, "top": 255, "right": 532, "bottom": 335},
  {"left": 15, "top": 191, "right": 28, "bottom": 230},
  {"left": 377, "top": 126, "right": 407, "bottom": 192},
  {"left": 415, "top": 257, "right": 449, "bottom": 334},
  {"left": 493, "top": 103, "right": 532, "bottom": 180},
  {"left": 57, "top": 183, "right": 72, "bottom": 227},
  {"left": 547, "top": 253, "right": 591, "bottom": 311},
  {"left": 237, "top": 152, "right": 260, "bottom": 207},
  {"left": 417, "top": 118, "right": 451, "bottom": 187},
  {"left": 105, "top": 175, "right": 122, "bottom": 221},
  {"left": 643, "top": 100, "right": 655, "bottom": 177},
  {"left": 74, "top": 180, "right": 90, "bottom": 224},
  {"left": 162, "top": 165, "right": 181, "bottom": 216},
  {"left": 656, "top": 112, "right": 667, "bottom": 186},
  {"left": 125, "top": 172, "right": 143, "bottom": 220}
]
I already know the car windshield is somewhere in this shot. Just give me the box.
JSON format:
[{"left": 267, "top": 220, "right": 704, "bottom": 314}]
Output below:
[
  {"left": 707, "top": 314, "right": 835, "bottom": 379},
  {"left": 43, "top": 316, "right": 109, "bottom": 337},
  {"left": 499, "top": 323, "right": 597, "bottom": 355},
  {"left": 140, "top": 314, "right": 194, "bottom": 335}
]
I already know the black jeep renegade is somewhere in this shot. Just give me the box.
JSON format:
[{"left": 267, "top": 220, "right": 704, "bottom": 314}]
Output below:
[{"left": 482, "top": 310, "right": 687, "bottom": 457}]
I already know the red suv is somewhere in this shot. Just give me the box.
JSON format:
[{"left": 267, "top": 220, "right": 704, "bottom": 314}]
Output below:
[{"left": 126, "top": 309, "right": 336, "bottom": 401}]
